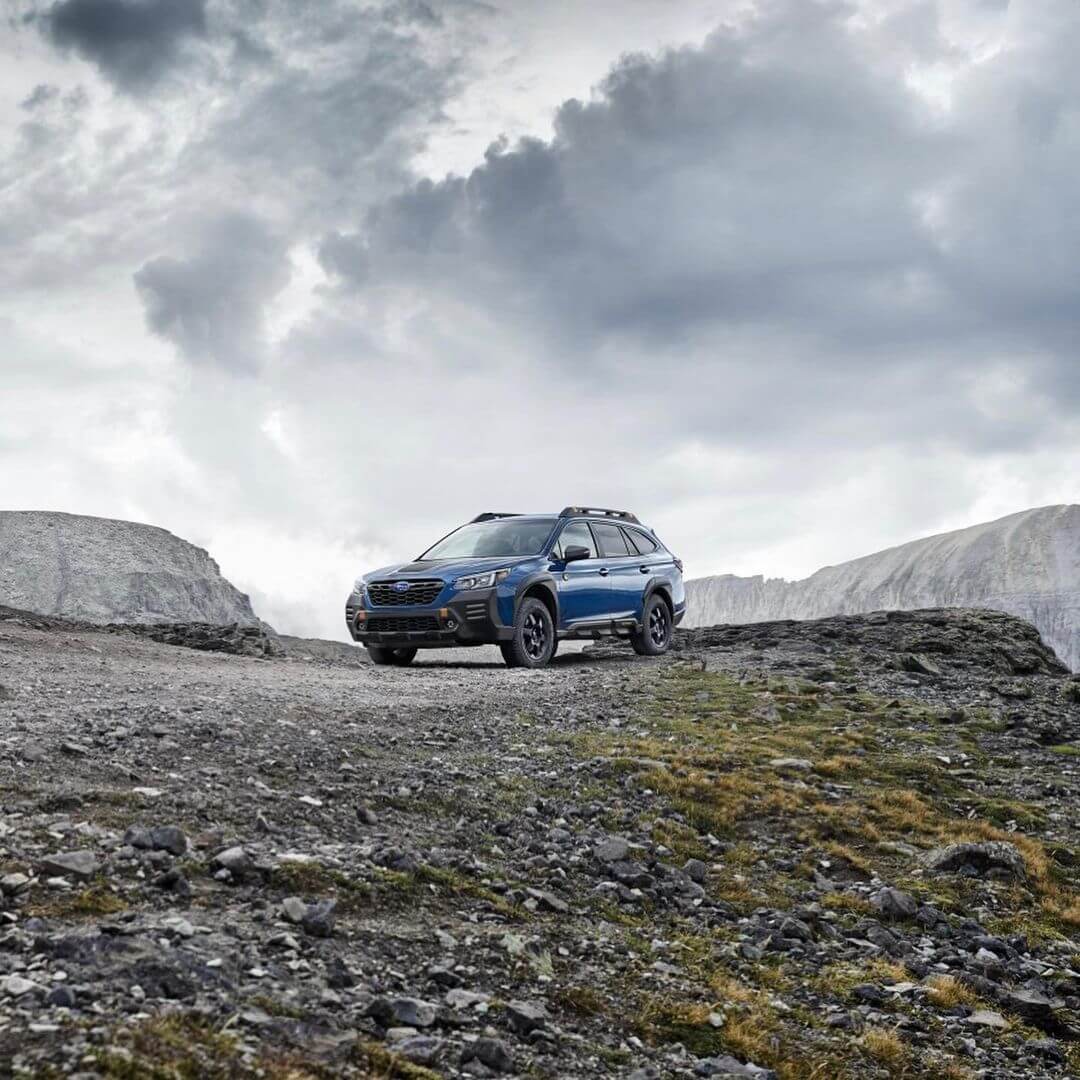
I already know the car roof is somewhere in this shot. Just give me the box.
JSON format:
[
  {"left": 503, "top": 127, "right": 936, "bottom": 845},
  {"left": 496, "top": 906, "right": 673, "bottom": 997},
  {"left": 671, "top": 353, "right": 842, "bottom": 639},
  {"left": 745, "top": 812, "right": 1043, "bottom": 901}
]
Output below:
[{"left": 467, "top": 512, "right": 655, "bottom": 534}]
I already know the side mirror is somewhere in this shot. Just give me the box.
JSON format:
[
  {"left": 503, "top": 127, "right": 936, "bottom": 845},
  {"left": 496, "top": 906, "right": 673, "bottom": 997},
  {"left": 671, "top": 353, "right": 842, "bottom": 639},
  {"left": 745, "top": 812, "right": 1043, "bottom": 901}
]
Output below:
[{"left": 563, "top": 545, "right": 591, "bottom": 564}]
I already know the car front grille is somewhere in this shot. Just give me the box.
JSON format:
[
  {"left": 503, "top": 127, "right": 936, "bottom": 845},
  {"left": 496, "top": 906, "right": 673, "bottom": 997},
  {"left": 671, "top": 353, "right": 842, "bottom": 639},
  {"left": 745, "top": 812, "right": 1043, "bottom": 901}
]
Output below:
[
  {"left": 365, "top": 616, "right": 441, "bottom": 633},
  {"left": 367, "top": 580, "right": 443, "bottom": 607}
]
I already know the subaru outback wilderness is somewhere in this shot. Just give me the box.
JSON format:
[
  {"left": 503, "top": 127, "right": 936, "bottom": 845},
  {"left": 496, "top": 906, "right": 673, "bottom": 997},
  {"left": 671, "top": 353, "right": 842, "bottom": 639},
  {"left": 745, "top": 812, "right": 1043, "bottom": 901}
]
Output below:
[{"left": 346, "top": 507, "right": 685, "bottom": 668}]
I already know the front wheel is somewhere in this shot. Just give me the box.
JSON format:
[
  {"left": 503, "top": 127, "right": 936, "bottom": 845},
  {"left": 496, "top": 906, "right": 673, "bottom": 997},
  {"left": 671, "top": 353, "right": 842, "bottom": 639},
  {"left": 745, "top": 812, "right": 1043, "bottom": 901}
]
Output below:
[
  {"left": 500, "top": 597, "right": 555, "bottom": 669},
  {"left": 631, "top": 595, "right": 673, "bottom": 656},
  {"left": 367, "top": 646, "right": 418, "bottom": 666}
]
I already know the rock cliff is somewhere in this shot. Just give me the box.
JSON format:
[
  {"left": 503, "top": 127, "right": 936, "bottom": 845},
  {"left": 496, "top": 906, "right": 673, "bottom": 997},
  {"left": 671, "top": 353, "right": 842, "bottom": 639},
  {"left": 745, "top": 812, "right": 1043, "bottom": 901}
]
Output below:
[
  {"left": 0, "top": 511, "right": 261, "bottom": 627},
  {"left": 685, "top": 504, "right": 1080, "bottom": 671}
]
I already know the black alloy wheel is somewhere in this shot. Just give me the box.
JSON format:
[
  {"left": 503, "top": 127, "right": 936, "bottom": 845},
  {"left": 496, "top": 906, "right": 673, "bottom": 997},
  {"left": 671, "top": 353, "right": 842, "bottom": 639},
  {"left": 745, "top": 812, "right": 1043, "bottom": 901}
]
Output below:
[
  {"left": 631, "top": 594, "right": 673, "bottom": 657},
  {"left": 523, "top": 609, "right": 548, "bottom": 660},
  {"left": 501, "top": 597, "right": 556, "bottom": 668},
  {"left": 649, "top": 601, "right": 669, "bottom": 648}
]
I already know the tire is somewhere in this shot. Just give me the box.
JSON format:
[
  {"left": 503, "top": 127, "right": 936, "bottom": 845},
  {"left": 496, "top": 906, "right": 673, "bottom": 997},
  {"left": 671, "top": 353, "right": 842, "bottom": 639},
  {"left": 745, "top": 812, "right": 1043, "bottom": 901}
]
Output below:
[
  {"left": 501, "top": 597, "right": 556, "bottom": 669},
  {"left": 510, "top": 636, "right": 557, "bottom": 666},
  {"left": 631, "top": 594, "right": 673, "bottom": 657},
  {"left": 367, "top": 646, "right": 418, "bottom": 667}
]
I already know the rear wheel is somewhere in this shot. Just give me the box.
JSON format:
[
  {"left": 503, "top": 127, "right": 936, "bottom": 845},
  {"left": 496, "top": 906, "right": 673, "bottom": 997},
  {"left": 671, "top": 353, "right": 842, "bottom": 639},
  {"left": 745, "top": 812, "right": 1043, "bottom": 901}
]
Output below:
[
  {"left": 631, "top": 594, "right": 672, "bottom": 656},
  {"left": 500, "top": 597, "right": 555, "bottom": 669},
  {"left": 367, "top": 645, "right": 418, "bottom": 666}
]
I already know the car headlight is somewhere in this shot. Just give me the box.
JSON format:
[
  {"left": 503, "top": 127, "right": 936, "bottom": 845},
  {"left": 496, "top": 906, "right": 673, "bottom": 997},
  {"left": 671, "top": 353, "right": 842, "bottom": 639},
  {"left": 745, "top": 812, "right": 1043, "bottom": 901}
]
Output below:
[
  {"left": 454, "top": 568, "right": 510, "bottom": 591},
  {"left": 353, "top": 578, "right": 366, "bottom": 598}
]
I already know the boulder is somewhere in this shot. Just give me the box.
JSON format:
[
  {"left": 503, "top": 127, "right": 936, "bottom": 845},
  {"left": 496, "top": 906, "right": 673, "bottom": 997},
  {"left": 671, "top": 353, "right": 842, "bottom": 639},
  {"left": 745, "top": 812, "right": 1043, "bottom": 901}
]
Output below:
[{"left": 922, "top": 841, "right": 1027, "bottom": 880}]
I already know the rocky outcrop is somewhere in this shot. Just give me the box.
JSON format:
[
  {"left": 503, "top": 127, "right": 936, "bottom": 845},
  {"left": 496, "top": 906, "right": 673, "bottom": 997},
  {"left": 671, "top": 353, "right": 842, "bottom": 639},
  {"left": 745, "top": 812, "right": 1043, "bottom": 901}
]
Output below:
[
  {"left": 685, "top": 504, "right": 1080, "bottom": 671},
  {"left": 0, "top": 511, "right": 262, "bottom": 627}
]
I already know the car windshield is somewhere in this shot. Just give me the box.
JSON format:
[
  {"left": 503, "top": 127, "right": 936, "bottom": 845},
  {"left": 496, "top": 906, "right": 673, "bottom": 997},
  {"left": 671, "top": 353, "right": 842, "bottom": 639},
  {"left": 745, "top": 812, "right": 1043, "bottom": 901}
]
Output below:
[{"left": 421, "top": 518, "right": 557, "bottom": 559}]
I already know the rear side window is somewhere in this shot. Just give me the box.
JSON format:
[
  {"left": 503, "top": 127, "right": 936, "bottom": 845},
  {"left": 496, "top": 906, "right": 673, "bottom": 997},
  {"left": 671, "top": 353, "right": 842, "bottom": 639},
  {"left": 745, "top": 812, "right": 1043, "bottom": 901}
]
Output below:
[
  {"left": 557, "top": 521, "right": 596, "bottom": 558},
  {"left": 592, "top": 522, "right": 631, "bottom": 557},
  {"left": 623, "top": 528, "right": 658, "bottom": 555}
]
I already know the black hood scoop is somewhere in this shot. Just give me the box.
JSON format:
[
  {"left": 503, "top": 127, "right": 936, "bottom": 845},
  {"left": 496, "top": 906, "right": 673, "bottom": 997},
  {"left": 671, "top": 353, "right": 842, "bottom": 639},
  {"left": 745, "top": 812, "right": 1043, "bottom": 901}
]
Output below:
[{"left": 394, "top": 561, "right": 435, "bottom": 575}]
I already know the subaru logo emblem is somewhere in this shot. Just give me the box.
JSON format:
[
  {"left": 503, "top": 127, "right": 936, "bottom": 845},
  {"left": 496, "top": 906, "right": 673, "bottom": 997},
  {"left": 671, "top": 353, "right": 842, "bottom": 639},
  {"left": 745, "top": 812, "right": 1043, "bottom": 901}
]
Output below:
[{"left": 392, "top": 581, "right": 411, "bottom": 593}]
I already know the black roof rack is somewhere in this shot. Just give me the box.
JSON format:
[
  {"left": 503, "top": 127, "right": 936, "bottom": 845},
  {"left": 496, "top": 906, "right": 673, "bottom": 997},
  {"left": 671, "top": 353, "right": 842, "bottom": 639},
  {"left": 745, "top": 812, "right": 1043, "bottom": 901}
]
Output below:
[
  {"left": 559, "top": 506, "right": 640, "bottom": 524},
  {"left": 470, "top": 512, "right": 523, "bottom": 523}
]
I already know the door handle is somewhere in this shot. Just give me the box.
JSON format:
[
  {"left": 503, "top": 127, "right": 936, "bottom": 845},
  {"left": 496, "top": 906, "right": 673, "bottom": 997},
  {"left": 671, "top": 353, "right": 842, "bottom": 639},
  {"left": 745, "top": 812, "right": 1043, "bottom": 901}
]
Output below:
[
  {"left": 639, "top": 566, "right": 649, "bottom": 574},
  {"left": 598, "top": 568, "right": 609, "bottom": 577}
]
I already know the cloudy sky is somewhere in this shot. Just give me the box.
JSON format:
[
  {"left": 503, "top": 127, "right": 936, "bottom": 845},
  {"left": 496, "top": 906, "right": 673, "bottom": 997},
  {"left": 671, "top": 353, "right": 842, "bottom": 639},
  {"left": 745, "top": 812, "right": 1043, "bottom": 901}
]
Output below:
[{"left": 3, "top": 0, "right": 1078, "bottom": 639}]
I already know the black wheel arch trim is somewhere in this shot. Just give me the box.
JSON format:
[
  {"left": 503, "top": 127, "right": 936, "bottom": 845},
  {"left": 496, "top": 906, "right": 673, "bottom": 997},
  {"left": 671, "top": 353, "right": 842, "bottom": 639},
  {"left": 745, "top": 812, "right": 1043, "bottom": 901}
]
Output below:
[
  {"left": 514, "top": 573, "right": 560, "bottom": 626},
  {"left": 643, "top": 579, "right": 674, "bottom": 619}
]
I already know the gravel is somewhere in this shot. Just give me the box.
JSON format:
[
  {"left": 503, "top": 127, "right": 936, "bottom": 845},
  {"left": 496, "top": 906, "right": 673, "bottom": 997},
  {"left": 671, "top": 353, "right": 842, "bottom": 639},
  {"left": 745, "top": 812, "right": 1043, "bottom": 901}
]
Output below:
[{"left": 0, "top": 604, "right": 1078, "bottom": 1077}]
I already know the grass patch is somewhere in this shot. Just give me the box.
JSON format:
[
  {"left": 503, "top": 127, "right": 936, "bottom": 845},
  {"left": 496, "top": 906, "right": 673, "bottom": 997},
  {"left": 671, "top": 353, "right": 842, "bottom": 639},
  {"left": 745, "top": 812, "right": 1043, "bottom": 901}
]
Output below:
[
  {"left": 26, "top": 884, "right": 127, "bottom": 919},
  {"left": 90, "top": 1015, "right": 442, "bottom": 1079},
  {"left": 813, "top": 958, "right": 909, "bottom": 998},
  {"left": 550, "top": 984, "right": 607, "bottom": 1016},
  {"left": 376, "top": 865, "right": 521, "bottom": 917},
  {"left": 924, "top": 975, "right": 984, "bottom": 1010},
  {"left": 269, "top": 860, "right": 519, "bottom": 918},
  {"left": 91, "top": 1015, "right": 248, "bottom": 1079},
  {"left": 565, "top": 662, "right": 1080, "bottom": 1079},
  {"left": 577, "top": 666, "right": 1080, "bottom": 940},
  {"left": 634, "top": 996, "right": 725, "bottom": 1056},
  {"left": 821, "top": 892, "right": 874, "bottom": 916},
  {"left": 271, "top": 860, "right": 373, "bottom": 915},
  {"left": 633, "top": 991, "right": 858, "bottom": 1080},
  {"left": 248, "top": 994, "right": 306, "bottom": 1019},
  {"left": 354, "top": 1041, "right": 443, "bottom": 1079},
  {"left": 862, "top": 1027, "right": 912, "bottom": 1073}
]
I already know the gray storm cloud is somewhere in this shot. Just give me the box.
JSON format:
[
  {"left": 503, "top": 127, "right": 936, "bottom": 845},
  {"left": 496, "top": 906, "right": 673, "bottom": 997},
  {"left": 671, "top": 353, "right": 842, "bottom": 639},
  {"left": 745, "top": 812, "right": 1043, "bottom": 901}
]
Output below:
[
  {"left": 41, "top": 0, "right": 207, "bottom": 88},
  {"left": 134, "top": 214, "right": 290, "bottom": 372},
  {"left": 308, "top": 0, "right": 1079, "bottom": 456},
  {"left": 322, "top": 3, "right": 943, "bottom": 349}
]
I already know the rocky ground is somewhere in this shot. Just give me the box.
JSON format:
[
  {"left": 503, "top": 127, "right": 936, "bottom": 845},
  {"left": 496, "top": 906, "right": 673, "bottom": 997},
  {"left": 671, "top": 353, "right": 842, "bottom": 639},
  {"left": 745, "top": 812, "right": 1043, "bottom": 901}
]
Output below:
[{"left": 0, "top": 605, "right": 1079, "bottom": 1078}]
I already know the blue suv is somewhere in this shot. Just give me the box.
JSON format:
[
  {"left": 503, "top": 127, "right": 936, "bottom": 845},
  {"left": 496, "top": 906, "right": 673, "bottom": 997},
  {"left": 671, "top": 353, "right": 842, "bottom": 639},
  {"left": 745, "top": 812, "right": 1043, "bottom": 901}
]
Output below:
[{"left": 346, "top": 507, "right": 685, "bottom": 668}]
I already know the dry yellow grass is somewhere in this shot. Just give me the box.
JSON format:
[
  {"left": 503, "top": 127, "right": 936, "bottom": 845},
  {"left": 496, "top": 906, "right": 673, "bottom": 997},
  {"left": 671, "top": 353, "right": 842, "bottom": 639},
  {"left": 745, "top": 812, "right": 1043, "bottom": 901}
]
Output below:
[
  {"left": 863, "top": 1027, "right": 911, "bottom": 1071},
  {"left": 925, "top": 975, "right": 982, "bottom": 1009},
  {"left": 708, "top": 971, "right": 757, "bottom": 1004},
  {"left": 720, "top": 1013, "right": 776, "bottom": 1063},
  {"left": 814, "top": 957, "right": 908, "bottom": 996},
  {"left": 868, "top": 788, "right": 935, "bottom": 834},
  {"left": 822, "top": 840, "right": 873, "bottom": 876},
  {"left": 821, "top": 892, "right": 873, "bottom": 915},
  {"left": 815, "top": 754, "right": 865, "bottom": 778},
  {"left": 1041, "top": 894, "right": 1080, "bottom": 929},
  {"left": 935, "top": 1061, "right": 976, "bottom": 1080}
]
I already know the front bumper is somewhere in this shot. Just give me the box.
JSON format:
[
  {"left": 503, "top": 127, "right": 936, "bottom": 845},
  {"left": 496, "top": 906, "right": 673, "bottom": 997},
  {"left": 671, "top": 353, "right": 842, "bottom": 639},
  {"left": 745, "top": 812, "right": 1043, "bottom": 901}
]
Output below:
[{"left": 346, "top": 588, "right": 514, "bottom": 648}]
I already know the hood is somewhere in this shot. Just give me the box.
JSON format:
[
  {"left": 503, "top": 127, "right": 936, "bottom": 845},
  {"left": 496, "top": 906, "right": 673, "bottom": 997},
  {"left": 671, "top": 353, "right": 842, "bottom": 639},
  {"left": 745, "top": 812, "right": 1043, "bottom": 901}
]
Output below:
[{"left": 363, "top": 555, "right": 538, "bottom": 582}]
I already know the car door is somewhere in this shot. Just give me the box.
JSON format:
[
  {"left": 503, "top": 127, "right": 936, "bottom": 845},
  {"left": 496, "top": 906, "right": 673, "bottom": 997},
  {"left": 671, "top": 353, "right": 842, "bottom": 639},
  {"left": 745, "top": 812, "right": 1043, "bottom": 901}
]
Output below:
[
  {"left": 622, "top": 526, "right": 663, "bottom": 616},
  {"left": 591, "top": 522, "right": 640, "bottom": 619},
  {"left": 552, "top": 520, "right": 610, "bottom": 625}
]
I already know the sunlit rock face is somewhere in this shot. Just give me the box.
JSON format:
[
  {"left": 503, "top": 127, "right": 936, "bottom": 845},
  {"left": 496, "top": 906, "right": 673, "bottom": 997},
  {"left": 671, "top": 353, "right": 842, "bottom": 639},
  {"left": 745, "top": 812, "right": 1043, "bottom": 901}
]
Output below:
[
  {"left": 686, "top": 505, "right": 1080, "bottom": 672},
  {"left": 0, "top": 511, "right": 261, "bottom": 627}
]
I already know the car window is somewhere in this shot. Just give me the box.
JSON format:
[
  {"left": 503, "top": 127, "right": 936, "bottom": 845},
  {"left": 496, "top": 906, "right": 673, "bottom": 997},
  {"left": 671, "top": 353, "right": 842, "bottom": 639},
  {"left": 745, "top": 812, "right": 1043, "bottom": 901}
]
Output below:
[
  {"left": 557, "top": 521, "right": 596, "bottom": 559},
  {"left": 623, "top": 527, "right": 658, "bottom": 555},
  {"left": 592, "top": 522, "right": 631, "bottom": 558},
  {"left": 421, "top": 517, "right": 556, "bottom": 559}
]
